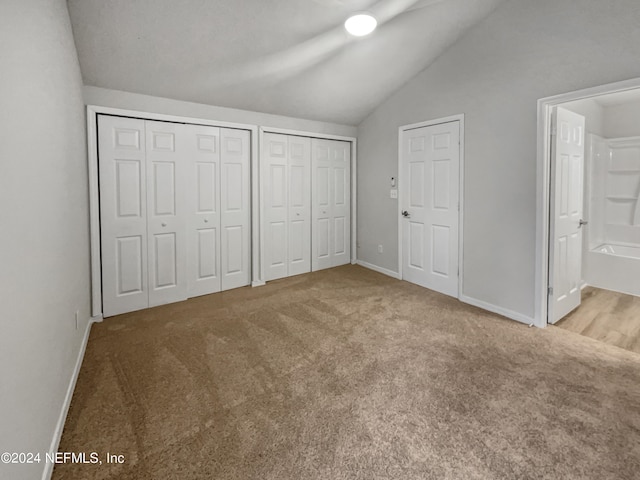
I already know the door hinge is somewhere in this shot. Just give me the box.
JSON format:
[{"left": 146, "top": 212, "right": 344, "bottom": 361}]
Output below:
[{"left": 548, "top": 286, "right": 553, "bottom": 296}]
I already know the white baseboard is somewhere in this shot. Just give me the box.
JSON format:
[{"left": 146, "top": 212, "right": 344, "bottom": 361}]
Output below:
[
  {"left": 355, "top": 260, "right": 401, "bottom": 280},
  {"left": 459, "top": 294, "right": 538, "bottom": 327},
  {"left": 251, "top": 280, "right": 266, "bottom": 287},
  {"left": 42, "top": 316, "right": 95, "bottom": 480}
]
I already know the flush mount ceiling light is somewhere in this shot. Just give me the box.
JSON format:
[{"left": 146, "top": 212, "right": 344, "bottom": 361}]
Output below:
[{"left": 344, "top": 13, "right": 377, "bottom": 37}]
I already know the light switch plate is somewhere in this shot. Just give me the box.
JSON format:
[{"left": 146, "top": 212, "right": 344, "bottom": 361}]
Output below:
[{"left": 390, "top": 189, "right": 398, "bottom": 199}]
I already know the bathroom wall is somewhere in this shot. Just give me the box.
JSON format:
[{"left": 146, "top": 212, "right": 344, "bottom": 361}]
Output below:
[
  {"left": 602, "top": 137, "right": 640, "bottom": 245},
  {"left": 586, "top": 134, "right": 608, "bottom": 249},
  {"left": 603, "top": 98, "right": 640, "bottom": 138},
  {"left": 561, "top": 98, "right": 605, "bottom": 137}
]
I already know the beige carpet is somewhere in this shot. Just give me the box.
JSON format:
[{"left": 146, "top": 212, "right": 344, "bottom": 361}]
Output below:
[{"left": 54, "top": 265, "right": 640, "bottom": 479}]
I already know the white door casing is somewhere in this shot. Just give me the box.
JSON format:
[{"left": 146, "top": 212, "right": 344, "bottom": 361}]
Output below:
[
  {"left": 548, "top": 107, "right": 585, "bottom": 324},
  {"left": 311, "top": 139, "right": 351, "bottom": 271},
  {"left": 145, "top": 120, "right": 188, "bottom": 307},
  {"left": 220, "top": 128, "right": 251, "bottom": 290},
  {"left": 187, "top": 124, "right": 221, "bottom": 297},
  {"left": 98, "top": 115, "right": 149, "bottom": 317},
  {"left": 400, "top": 121, "right": 460, "bottom": 297}
]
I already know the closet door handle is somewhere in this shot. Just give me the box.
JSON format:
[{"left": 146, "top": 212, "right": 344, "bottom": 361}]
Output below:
[{"left": 578, "top": 219, "right": 588, "bottom": 228}]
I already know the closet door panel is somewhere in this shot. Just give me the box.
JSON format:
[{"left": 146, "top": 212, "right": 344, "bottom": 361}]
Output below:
[
  {"left": 99, "top": 115, "right": 149, "bottom": 317},
  {"left": 312, "top": 138, "right": 351, "bottom": 271},
  {"left": 288, "top": 136, "right": 311, "bottom": 276},
  {"left": 312, "top": 139, "right": 333, "bottom": 271},
  {"left": 221, "top": 128, "right": 251, "bottom": 290},
  {"left": 263, "top": 133, "right": 288, "bottom": 281},
  {"left": 187, "top": 125, "right": 221, "bottom": 297},
  {"left": 331, "top": 140, "right": 351, "bottom": 267},
  {"left": 145, "top": 120, "right": 188, "bottom": 307}
]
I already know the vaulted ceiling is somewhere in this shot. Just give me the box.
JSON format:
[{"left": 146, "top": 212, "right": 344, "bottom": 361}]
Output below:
[{"left": 67, "top": 0, "right": 505, "bottom": 125}]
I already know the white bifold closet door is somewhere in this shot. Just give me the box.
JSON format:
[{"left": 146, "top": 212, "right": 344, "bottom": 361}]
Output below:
[
  {"left": 263, "top": 133, "right": 312, "bottom": 281},
  {"left": 187, "top": 125, "right": 221, "bottom": 297},
  {"left": 219, "top": 128, "right": 252, "bottom": 290},
  {"left": 187, "top": 126, "right": 251, "bottom": 295},
  {"left": 99, "top": 115, "right": 250, "bottom": 317},
  {"left": 145, "top": 120, "right": 188, "bottom": 307},
  {"left": 311, "top": 138, "right": 351, "bottom": 271},
  {"left": 99, "top": 115, "right": 150, "bottom": 316}
]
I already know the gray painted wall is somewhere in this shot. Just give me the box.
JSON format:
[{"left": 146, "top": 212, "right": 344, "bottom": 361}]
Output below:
[
  {"left": 357, "top": 0, "right": 640, "bottom": 320},
  {"left": 0, "top": 1, "right": 90, "bottom": 479},
  {"left": 604, "top": 99, "right": 640, "bottom": 138},
  {"left": 84, "top": 86, "right": 358, "bottom": 138}
]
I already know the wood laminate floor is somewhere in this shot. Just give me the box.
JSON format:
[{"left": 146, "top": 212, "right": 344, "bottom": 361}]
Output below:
[{"left": 555, "top": 286, "right": 640, "bottom": 355}]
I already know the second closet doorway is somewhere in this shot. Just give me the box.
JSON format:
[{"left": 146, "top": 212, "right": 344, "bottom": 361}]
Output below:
[{"left": 262, "top": 132, "right": 352, "bottom": 281}]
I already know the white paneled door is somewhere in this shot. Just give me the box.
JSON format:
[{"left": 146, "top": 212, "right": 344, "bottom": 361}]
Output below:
[
  {"left": 263, "top": 133, "right": 311, "bottom": 281},
  {"left": 99, "top": 115, "right": 251, "bottom": 316},
  {"left": 263, "top": 133, "right": 288, "bottom": 280},
  {"left": 288, "top": 136, "right": 312, "bottom": 276},
  {"left": 312, "top": 139, "right": 351, "bottom": 271},
  {"left": 145, "top": 120, "right": 188, "bottom": 307},
  {"left": 98, "top": 115, "right": 149, "bottom": 316},
  {"left": 400, "top": 121, "right": 460, "bottom": 297},
  {"left": 549, "top": 107, "right": 585, "bottom": 324},
  {"left": 220, "top": 128, "right": 251, "bottom": 290},
  {"left": 187, "top": 124, "right": 221, "bottom": 297}
]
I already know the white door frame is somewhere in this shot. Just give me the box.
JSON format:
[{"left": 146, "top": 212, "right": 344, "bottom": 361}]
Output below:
[
  {"left": 258, "top": 126, "right": 358, "bottom": 284},
  {"left": 87, "top": 105, "right": 259, "bottom": 318},
  {"left": 397, "top": 114, "right": 465, "bottom": 298},
  {"left": 535, "top": 77, "right": 640, "bottom": 328}
]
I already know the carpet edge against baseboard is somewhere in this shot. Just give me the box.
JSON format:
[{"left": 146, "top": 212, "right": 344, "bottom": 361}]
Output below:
[
  {"left": 41, "top": 316, "right": 95, "bottom": 480},
  {"left": 459, "top": 294, "right": 536, "bottom": 327},
  {"left": 355, "top": 260, "right": 401, "bottom": 280}
]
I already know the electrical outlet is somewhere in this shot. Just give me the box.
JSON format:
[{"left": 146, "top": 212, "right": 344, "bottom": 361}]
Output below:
[
  {"left": 390, "top": 189, "right": 398, "bottom": 199},
  {"left": 75, "top": 310, "right": 79, "bottom": 330},
  {"left": 378, "top": 244, "right": 383, "bottom": 254}
]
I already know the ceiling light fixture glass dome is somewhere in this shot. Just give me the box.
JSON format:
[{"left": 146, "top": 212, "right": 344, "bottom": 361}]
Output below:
[{"left": 344, "top": 13, "right": 377, "bottom": 37}]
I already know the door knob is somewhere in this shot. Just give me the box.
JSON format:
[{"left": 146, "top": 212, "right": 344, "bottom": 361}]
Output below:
[
  {"left": 161, "top": 222, "right": 167, "bottom": 227},
  {"left": 402, "top": 210, "right": 410, "bottom": 218},
  {"left": 204, "top": 219, "right": 209, "bottom": 223},
  {"left": 578, "top": 219, "right": 588, "bottom": 228}
]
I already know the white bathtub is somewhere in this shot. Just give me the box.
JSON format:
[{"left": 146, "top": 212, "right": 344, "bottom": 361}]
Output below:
[{"left": 584, "top": 243, "right": 640, "bottom": 296}]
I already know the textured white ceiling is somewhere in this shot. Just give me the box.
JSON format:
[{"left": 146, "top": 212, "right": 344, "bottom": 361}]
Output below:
[{"left": 67, "top": 0, "right": 505, "bottom": 125}]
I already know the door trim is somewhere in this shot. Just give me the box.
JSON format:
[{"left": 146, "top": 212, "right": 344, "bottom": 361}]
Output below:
[
  {"left": 397, "top": 114, "right": 465, "bottom": 298},
  {"left": 535, "top": 77, "right": 640, "bottom": 328},
  {"left": 259, "top": 126, "right": 358, "bottom": 283},
  {"left": 87, "top": 105, "right": 258, "bottom": 317}
]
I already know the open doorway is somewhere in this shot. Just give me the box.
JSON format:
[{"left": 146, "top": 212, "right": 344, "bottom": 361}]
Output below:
[{"left": 542, "top": 86, "right": 640, "bottom": 354}]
